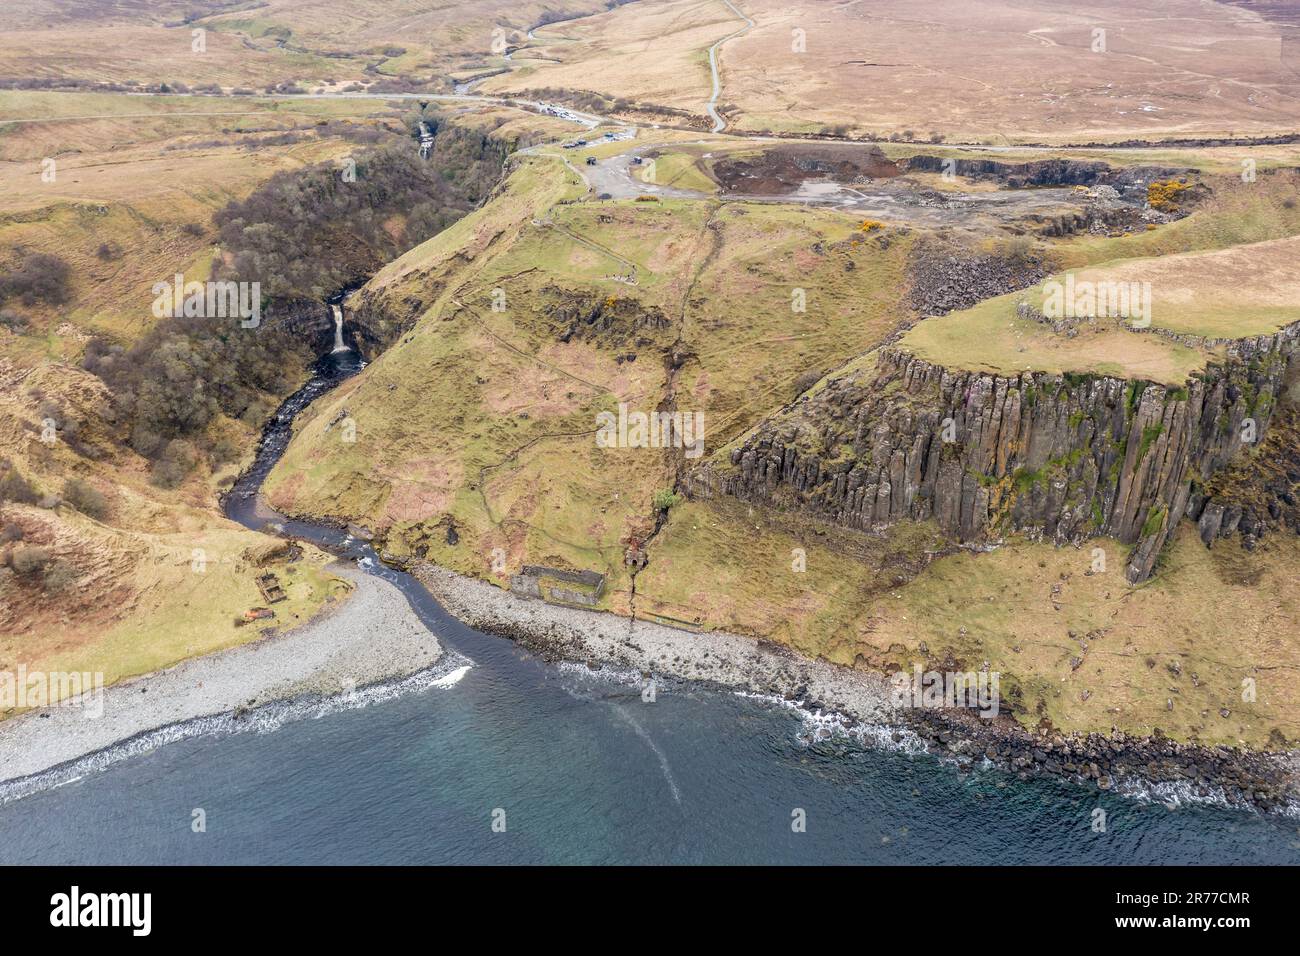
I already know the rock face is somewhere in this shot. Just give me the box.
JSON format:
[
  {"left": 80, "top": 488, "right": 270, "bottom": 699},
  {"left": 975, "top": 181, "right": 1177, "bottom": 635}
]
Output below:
[
  {"left": 258, "top": 299, "right": 338, "bottom": 354},
  {"left": 899, "top": 155, "right": 1185, "bottom": 201},
  {"left": 344, "top": 286, "right": 427, "bottom": 357},
  {"left": 1190, "top": 402, "right": 1300, "bottom": 550},
  {"left": 689, "top": 324, "right": 1300, "bottom": 582}
]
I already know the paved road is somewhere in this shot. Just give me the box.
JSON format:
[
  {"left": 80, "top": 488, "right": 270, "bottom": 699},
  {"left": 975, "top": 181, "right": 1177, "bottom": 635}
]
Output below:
[
  {"left": 582, "top": 147, "right": 711, "bottom": 200},
  {"left": 571, "top": 139, "right": 1090, "bottom": 229},
  {"left": 71, "top": 89, "right": 1115, "bottom": 227}
]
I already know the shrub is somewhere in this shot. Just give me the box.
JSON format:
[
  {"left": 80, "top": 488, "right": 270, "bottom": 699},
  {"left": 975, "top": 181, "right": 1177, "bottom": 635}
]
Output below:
[
  {"left": 150, "top": 439, "right": 199, "bottom": 489},
  {"left": 208, "top": 436, "right": 241, "bottom": 467},
  {"left": 212, "top": 133, "right": 507, "bottom": 306},
  {"left": 997, "top": 235, "right": 1038, "bottom": 267},
  {"left": 42, "top": 559, "right": 78, "bottom": 592},
  {"left": 791, "top": 368, "right": 823, "bottom": 397},
  {"left": 1147, "top": 179, "right": 1190, "bottom": 212},
  {"left": 0, "top": 308, "right": 29, "bottom": 332},
  {"left": 10, "top": 544, "right": 52, "bottom": 575},
  {"left": 652, "top": 489, "right": 682, "bottom": 511},
  {"left": 0, "top": 460, "right": 39, "bottom": 505},
  {"left": 63, "top": 478, "right": 108, "bottom": 519},
  {"left": 0, "top": 251, "right": 72, "bottom": 306}
]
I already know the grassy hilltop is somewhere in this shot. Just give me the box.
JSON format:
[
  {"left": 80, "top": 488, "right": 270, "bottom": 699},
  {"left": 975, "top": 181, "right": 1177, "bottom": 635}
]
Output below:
[{"left": 256, "top": 133, "right": 1300, "bottom": 746}]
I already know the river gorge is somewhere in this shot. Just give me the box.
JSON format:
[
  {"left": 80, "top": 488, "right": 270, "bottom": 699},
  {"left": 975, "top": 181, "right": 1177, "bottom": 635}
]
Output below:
[{"left": 0, "top": 338, "right": 1296, "bottom": 864}]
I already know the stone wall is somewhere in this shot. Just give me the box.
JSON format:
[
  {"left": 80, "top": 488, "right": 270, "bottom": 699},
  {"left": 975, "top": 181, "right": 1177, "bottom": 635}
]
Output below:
[{"left": 509, "top": 565, "right": 606, "bottom": 606}]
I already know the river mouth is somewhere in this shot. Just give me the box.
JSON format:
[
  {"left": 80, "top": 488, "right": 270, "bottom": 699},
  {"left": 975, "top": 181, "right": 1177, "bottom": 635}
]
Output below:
[
  {"left": 219, "top": 343, "right": 571, "bottom": 678},
  {"left": 1, "top": 338, "right": 1295, "bottom": 862}
]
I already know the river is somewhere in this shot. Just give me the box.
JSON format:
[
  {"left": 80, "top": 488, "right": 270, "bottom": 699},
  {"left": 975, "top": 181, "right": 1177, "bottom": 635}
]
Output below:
[{"left": 0, "top": 347, "right": 1295, "bottom": 865}]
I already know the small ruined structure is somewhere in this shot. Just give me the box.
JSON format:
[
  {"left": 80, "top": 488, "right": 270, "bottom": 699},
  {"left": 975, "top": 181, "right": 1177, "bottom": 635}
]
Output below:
[
  {"left": 509, "top": 565, "right": 605, "bottom": 607},
  {"left": 624, "top": 542, "right": 648, "bottom": 570},
  {"left": 255, "top": 571, "right": 287, "bottom": 604}
]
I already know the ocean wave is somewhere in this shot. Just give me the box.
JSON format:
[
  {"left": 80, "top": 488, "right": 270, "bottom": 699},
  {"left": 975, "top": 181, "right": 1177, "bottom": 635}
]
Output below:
[
  {"left": 555, "top": 661, "right": 645, "bottom": 687},
  {"left": 1108, "top": 772, "right": 1300, "bottom": 817},
  {"left": 430, "top": 664, "right": 472, "bottom": 688},
  {"left": 733, "top": 691, "right": 1300, "bottom": 817},
  {"left": 0, "top": 654, "right": 473, "bottom": 806},
  {"left": 733, "top": 690, "right": 930, "bottom": 756}
]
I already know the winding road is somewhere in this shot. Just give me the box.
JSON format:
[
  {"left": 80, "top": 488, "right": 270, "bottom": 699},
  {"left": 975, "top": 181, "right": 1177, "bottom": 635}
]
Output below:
[{"left": 706, "top": 0, "right": 755, "bottom": 133}]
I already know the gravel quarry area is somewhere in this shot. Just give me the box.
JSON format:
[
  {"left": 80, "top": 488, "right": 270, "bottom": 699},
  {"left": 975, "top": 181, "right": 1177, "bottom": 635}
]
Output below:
[{"left": 0, "top": 563, "right": 443, "bottom": 785}]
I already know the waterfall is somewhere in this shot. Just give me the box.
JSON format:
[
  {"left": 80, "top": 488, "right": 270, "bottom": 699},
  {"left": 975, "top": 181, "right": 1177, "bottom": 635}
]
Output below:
[{"left": 331, "top": 304, "right": 350, "bottom": 353}]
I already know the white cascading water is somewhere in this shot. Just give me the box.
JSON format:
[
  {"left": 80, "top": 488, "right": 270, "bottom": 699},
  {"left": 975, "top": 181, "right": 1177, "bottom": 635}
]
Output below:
[{"left": 331, "top": 304, "right": 349, "bottom": 353}]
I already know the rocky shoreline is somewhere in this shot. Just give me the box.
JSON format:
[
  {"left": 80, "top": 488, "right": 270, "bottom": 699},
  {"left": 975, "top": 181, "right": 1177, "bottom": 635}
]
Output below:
[
  {"left": 413, "top": 564, "right": 897, "bottom": 725},
  {"left": 907, "top": 709, "right": 1299, "bottom": 813},
  {"left": 3, "top": 526, "right": 1292, "bottom": 811},
  {"left": 413, "top": 562, "right": 1299, "bottom": 813},
  {"left": 0, "top": 563, "right": 445, "bottom": 787}
]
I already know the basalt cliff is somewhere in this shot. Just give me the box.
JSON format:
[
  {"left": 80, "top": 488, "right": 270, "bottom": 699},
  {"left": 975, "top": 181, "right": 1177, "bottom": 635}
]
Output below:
[{"left": 688, "top": 323, "right": 1300, "bottom": 583}]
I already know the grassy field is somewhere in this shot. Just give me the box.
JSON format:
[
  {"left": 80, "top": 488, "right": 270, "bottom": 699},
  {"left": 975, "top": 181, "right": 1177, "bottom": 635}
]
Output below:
[
  {"left": 0, "top": 502, "right": 348, "bottom": 712},
  {"left": 901, "top": 173, "right": 1300, "bottom": 381},
  {"left": 264, "top": 147, "right": 922, "bottom": 597},
  {"left": 1068, "top": 237, "right": 1300, "bottom": 338},
  {"left": 637, "top": 496, "right": 949, "bottom": 660},
  {"left": 481, "top": 0, "right": 738, "bottom": 116},
  {"left": 0, "top": 363, "right": 347, "bottom": 712},
  {"left": 0, "top": 22, "right": 343, "bottom": 89},
  {"left": 899, "top": 295, "right": 1208, "bottom": 384},
  {"left": 479, "top": 0, "right": 1300, "bottom": 141},
  {"left": 857, "top": 526, "right": 1300, "bottom": 749},
  {"left": 635, "top": 148, "right": 718, "bottom": 193},
  {"left": 0, "top": 0, "right": 617, "bottom": 89},
  {"left": 0, "top": 90, "right": 395, "bottom": 163}
]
